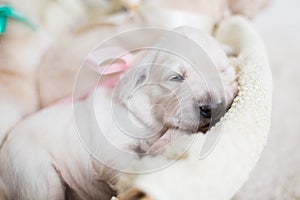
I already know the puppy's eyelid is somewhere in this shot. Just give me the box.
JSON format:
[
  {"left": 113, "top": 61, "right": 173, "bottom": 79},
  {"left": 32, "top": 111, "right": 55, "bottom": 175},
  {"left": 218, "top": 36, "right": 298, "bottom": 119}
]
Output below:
[{"left": 169, "top": 74, "right": 184, "bottom": 82}]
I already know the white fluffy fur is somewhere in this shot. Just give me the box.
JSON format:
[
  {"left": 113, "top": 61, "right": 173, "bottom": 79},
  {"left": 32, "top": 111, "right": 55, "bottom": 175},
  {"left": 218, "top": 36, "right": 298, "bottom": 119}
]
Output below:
[{"left": 115, "top": 16, "right": 272, "bottom": 200}]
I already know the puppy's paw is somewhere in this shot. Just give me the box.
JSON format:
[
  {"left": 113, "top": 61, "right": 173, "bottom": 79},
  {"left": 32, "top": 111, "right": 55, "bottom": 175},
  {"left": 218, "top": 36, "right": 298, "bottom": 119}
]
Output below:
[{"left": 117, "top": 188, "right": 153, "bottom": 200}]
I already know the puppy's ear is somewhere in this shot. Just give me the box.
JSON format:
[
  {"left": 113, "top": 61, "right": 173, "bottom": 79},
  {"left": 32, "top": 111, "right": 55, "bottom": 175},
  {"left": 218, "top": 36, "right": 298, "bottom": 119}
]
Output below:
[
  {"left": 116, "top": 63, "right": 151, "bottom": 103},
  {"left": 115, "top": 49, "right": 157, "bottom": 103},
  {"left": 86, "top": 47, "right": 131, "bottom": 75}
]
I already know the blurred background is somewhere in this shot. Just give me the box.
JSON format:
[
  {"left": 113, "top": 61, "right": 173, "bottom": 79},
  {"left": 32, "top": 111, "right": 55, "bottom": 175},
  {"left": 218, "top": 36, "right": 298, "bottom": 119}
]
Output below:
[{"left": 234, "top": 0, "right": 300, "bottom": 199}]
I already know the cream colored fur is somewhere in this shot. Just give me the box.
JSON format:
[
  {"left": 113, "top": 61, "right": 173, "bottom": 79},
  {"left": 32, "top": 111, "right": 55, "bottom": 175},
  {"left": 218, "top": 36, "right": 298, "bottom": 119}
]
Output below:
[{"left": 0, "top": 13, "right": 51, "bottom": 200}]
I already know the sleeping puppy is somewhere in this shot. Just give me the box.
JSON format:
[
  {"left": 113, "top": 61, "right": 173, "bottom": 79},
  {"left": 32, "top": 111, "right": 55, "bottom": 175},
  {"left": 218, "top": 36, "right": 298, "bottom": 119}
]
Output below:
[{"left": 0, "top": 27, "right": 237, "bottom": 200}]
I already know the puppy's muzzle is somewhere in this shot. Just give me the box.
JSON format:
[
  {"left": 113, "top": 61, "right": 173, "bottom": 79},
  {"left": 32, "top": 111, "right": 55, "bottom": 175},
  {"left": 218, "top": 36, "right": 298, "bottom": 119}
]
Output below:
[{"left": 199, "top": 102, "right": 225, "bottom": 132}]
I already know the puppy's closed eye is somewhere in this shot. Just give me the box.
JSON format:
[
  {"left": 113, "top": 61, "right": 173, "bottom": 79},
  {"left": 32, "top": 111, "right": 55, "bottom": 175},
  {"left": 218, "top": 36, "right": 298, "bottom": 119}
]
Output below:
[{"left": 169, "top": 74, "right": 184, "bottom": 82}]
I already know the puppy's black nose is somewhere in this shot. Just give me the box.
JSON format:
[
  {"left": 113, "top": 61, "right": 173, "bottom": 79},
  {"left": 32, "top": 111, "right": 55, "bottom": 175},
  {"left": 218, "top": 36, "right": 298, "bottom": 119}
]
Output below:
[{"left": 199, "top": 105, "right": 212, "bottom": 118}]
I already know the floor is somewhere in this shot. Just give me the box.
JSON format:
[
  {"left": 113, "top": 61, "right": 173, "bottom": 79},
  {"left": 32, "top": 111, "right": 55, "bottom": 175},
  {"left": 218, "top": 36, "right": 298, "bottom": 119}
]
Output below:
[{"left": 234, "top": 0, "right": 300, "bottom": 199}]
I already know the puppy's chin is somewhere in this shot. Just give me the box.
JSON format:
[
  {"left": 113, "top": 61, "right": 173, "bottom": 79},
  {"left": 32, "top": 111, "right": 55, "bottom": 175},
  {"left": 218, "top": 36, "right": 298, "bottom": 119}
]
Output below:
[
  {"left": 197, "top": 124, "right": 210, "bottom": 133},
  {"left": 166, "top": 120, "right": 199, "bottom": 134},
  {"left": 168, "top": 116, "right": 212, "bottom": 134}
]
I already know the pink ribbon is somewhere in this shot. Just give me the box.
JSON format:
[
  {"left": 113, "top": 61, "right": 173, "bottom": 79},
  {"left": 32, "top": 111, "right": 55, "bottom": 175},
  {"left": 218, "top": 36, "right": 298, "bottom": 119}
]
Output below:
[
  {"left": 86, "top": 47, "right": 133, "bottom": 88},
  {"left": 56, "top": 47, "right": 132, "bottom": 105}
]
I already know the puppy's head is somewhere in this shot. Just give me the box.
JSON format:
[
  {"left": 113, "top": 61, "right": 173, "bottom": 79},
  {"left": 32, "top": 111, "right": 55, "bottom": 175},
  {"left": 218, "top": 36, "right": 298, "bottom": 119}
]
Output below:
[{"left": 115, "top": 27, "right": 237, "bottom": 134}]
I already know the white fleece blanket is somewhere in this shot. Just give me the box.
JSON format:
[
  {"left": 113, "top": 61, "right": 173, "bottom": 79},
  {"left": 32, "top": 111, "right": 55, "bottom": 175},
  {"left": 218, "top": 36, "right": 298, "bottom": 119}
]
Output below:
[{"left": 114, "top": 16, "right": 273, "bottom": 200}]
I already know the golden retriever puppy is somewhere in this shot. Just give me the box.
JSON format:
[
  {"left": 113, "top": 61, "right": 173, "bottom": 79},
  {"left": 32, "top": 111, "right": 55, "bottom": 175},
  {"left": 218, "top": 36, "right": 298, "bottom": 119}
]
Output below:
[{"left": 0, "top": 27, "right": 237, "bottom": 200}]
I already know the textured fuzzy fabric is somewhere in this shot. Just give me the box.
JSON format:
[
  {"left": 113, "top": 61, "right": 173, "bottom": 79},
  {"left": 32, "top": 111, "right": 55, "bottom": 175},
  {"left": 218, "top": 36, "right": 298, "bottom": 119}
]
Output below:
[
  {"left": 234, "top": 0, "right": 300, "bottom": 199},
  {"left": 114, "top": 16, "right": 272, "bottom": 200}
]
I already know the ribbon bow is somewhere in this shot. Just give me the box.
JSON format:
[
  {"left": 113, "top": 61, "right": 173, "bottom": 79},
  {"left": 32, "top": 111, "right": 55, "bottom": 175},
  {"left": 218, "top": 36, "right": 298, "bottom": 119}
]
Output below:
[
  {"left": 0, "top": 5, "right": 36, "bottom": 34},
  {"left": 56, "top": 47, "right": 133, "bottom": 105},
  {"left": 86, "top": 47, "right": 133, "bottom": 88}
]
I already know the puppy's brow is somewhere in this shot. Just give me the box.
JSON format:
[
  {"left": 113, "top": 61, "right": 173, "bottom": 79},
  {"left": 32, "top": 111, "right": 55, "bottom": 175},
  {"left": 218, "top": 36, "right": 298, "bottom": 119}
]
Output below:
[{"left": 181, "top": 69, "right": 187, "bottom": 78}]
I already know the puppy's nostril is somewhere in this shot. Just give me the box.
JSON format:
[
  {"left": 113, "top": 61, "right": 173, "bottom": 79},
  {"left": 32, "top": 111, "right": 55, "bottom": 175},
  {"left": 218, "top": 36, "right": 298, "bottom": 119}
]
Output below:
[{"left": 199, "top": 105, "right": 212, "bottom": 118}]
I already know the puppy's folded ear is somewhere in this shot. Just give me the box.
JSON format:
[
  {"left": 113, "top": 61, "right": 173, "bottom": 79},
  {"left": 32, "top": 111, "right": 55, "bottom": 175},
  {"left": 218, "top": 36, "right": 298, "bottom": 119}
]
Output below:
[
  {"left": 115, "top": 53, "right": 152, "bottom": 103},
  {"left": 86, "top": 47, "right": 132, "bottom": 75},
  {"left": 85, "top": 46, "right": 153, "bottom": 106}
]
